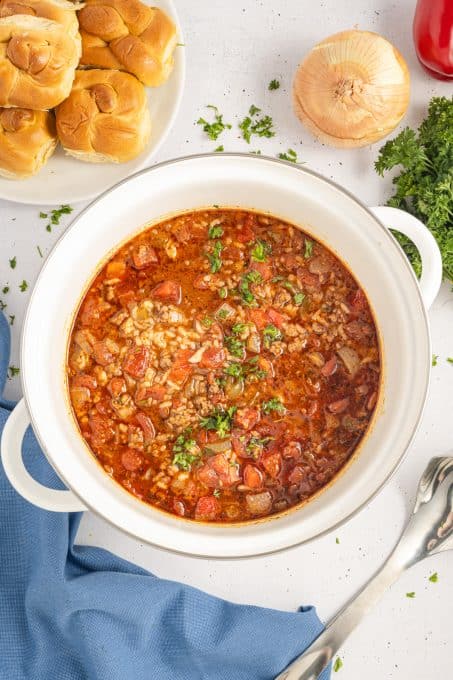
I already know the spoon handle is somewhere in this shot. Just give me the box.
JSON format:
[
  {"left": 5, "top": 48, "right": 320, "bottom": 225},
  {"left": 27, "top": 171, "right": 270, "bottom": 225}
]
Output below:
[
  {"left": 275, "top": 456, "right": 453, "bottom": 680},
  {"left": 274, "top": 555, "right": 403, "bottom": 680}
]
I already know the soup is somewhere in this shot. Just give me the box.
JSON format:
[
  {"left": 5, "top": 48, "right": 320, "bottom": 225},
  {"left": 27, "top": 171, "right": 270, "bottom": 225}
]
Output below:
[{"left": 67, "top": 209, "right": 380, "bottom": 522}]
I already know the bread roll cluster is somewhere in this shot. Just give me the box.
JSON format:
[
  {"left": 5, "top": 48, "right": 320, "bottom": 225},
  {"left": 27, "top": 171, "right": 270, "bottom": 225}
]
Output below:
[{"left": 0, "top": 0, "right": 177, "bottom": 179}]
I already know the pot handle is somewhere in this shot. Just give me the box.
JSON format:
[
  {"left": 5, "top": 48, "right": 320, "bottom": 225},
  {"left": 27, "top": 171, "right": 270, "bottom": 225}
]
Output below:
[
  {"left": 1, "top": 398, "right": 86, "bottom": 512},
  {"left": 370, "top": 206, "right": 442, "bottom": 310}
]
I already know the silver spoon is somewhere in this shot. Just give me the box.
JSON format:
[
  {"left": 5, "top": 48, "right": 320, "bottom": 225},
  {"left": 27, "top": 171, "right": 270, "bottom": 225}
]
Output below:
[{"left": 276, "top": 456, "right": 453, "bottom": 680}]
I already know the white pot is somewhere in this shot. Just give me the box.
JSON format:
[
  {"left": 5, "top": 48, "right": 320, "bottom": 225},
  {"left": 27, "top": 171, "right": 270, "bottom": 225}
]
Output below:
[{"left": 1, "top": 154, "right": 443, "bottom": 558}]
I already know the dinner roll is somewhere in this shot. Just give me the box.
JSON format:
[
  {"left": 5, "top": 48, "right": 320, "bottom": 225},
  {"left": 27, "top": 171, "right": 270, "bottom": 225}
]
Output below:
[
  {"left": 78, "top": 0, "right": 177, "bottom": 87},
  {"left": 0, "top": 0, "right": 82, "bottom": 38},
  {"left": 56, "top": 69, "right": 151, "bottom": 163},
  {"left": 0, "top": 15, "right": 80, "bottom": 109},
  {"left": 0, "top": 107, "right": 57, "bottom": 178}
]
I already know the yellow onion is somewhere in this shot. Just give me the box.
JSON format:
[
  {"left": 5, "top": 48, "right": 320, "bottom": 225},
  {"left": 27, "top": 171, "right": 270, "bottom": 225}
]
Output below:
[{"left": 293, "top": 30, "right": 410, "bottom": 148}]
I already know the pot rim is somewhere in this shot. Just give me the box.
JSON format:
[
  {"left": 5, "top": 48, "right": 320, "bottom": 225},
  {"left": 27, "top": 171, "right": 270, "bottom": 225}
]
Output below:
[{"left": 20, "top": 153, "right": 431, "bottom": 559}]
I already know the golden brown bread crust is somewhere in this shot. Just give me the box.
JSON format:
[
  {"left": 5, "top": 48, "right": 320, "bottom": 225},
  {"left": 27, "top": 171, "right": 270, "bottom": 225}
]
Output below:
[
  {"left": 0, "top": 106, "right": 57, "bottom": 177},
  {"left": 0, "top": 0, "right": 83, "bottom": 38},
  {"left": 0, "top": 15, "right": 80, "bottom": 109},
  {"left": 55, "top": 69, "right": 151, "bottom": 163},
  {"left": 78, "top": 0, "right": 177, "bottom": 86}
]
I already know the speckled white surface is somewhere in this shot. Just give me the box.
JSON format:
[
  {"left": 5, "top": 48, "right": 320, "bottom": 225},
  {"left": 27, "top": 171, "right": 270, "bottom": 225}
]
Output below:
[{"left": 1, "top": 0, "right": 452, "bottom": 677}]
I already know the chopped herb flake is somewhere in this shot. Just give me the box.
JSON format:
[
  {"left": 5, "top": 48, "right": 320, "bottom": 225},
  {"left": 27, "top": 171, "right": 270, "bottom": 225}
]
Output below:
[
  {"left": 2, "top": 286, "right": 9, "bottom": 294},
  {"left": 225, "top": 335, "right": 245, "bottom": 358},
  {"left": 406, "top": 591, "right": 416, "bottom": 598},
  {"left": 428, "top": 572, "right": 438, "bottom": 583},
  {"left": 262, "top": 397, "right": 286, "bottom": 415},
  {"left": 247, "top": 436, "right": 272, "bottom": 453},
  {"left": 197, "top": 105, "right": 232, "bottom": 141},
  {"left": 214, "top": 145, "right": 224, "bottom": 152},
  {"left": 278, "top": 148, "right": 303, "bottom": 163},
  {"left": 19, "top": 280, "right": 28, "bottom": 292},
  {"left": 335, "top": 537, "right": 340, "bottom": 544},
  {"left": 9, "top": 315, "right": 15, "bottom": 326},
  {"left": 9, "top": 257, "right": 16, "bottom": 269},
  {"left": 447, "top": 357, "right": 453, "bottom": 364},
  {"left": 8, "top": 365, "right": 20, "bottom": 378},
  {"left": 172, "top": 429, "right": 199, "bottom": 470},
  {"left": 39, "top": 212, "right": 47, "bottom": 219},
  {"left": 239, "top": 105, "right": 275, "bottom": 144},
  {"left": 200, "top": 406, "right": 237, "bottom": 439},
  {"left": 224, "top": 357, "right": 266, "bottom": 382},
  {"left": 251, "top": 239, "right": 271, "bottom": 262},
  {"left": 42, "top": 205, "right": 73, "bottom": 232},
  {"left": 304, "top": 240, "right": 314, "bottom": 258},
  {"left": 231, "top": 322, "right": 250, "bottom": 334},
  {"left": 237, "top": 270, "right": 262, "bottom": 306},
  {"left": 201, "top": 316, "right": 213, "bottom": 328},
  {"left": 432, "top": 354, "right": 438, "bottom": 366},
  {"left": 208, "top": 224, "right": 224, "bottom": 239},
  {"left": 213, "top": 488, "right": 221, "bottom": 498},
  {"left": 218, "top": 287, "right": 228, "bottom": 299},
  {"left": 268, "top": 79, "right": 280, "bottom": 90},
  {"left": 0, "top": 300, "right": 6, "bottom": 311},
  {"left": 263, "top": 323, "right": 282, "bottom": 347},
  {"left": 333, "top": 657, "right": 343, "bottom": 673},
  {"left": 37, "top": 245, "right": 43, "bottom": 258},
  {"left": 207, "top": 240, "right": 223, "bottom": 273}
]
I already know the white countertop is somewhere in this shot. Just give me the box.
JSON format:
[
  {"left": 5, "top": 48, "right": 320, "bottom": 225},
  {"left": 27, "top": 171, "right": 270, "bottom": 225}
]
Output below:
[{"left": 1, "top": 0, "right": 452, "bottom": 677}]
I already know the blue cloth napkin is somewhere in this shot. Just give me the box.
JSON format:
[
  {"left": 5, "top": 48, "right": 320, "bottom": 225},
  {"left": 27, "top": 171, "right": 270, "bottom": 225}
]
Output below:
[{"left": 0, "top": 312, "right": 329, "bottom": 680}]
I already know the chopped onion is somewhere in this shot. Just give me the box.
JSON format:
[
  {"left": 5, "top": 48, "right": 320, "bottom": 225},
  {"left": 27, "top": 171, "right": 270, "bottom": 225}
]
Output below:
[
  {"left": 247, "top": 332, "right": 261, "bottom": 353},
  {"left": 205, "top": 439, "right": 232, "bottom": 454},
  {"left": 337, "top": 346, "right": 360, "bottom": 376},
  {"left": 188, "top": 347, "right": 206, "bottom": 364},
  {"left": 293, "top": 30, "right": 410, "bottom": 148},
  {"left": 224, "top": 376, "right": 244, "bottom": 400},
  {"left": 215, "top": 303, "right": 235, "bottom": 320}
]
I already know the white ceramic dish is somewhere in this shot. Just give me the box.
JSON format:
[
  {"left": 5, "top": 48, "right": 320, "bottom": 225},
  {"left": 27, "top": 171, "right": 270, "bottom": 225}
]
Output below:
[
  {"left": 0, "top": 0, "right": 185, "bottom": 206},
  {"left": 1, "top": 154, "right": 443, "bottom": 558}
]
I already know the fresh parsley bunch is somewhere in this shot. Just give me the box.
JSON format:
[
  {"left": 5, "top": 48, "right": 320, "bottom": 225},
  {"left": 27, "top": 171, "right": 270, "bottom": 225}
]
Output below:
[{"left": 375, "top": 96, "right": 453, "bottom": 280}]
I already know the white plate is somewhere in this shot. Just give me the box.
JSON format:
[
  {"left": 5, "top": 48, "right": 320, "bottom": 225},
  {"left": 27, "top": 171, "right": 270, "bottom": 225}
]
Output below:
[{"left": 0, "top": 0, "right": 185, "bottom": 206}]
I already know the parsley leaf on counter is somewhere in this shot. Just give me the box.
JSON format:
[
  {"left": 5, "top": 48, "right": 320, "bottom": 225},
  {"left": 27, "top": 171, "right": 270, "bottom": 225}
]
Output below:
[
  {"left": 0, "top": 300, "right": 6, "bottom": 311},
  {"left": 8, "top": 366, "right": 20, "bottom": 378},
  {"left": 9, "top": 315, "right": 14, "bottom": 326},
  {"left": 447, "top": 357, "right": 453, "bottom": 364},
  {"left": 429, "top": 572, "right": 438, "bottom": 583},
  {"left": 40, "top": 205, "right": 73, "bottom": 232},
  {"left": 197, "top": 105, "right": 232, "bottom": 141},
  {"left": 239, "top": 105, "right": 275, "bottom": 144},
  {"left": 9, "top": 256, "right": 16, "bottom": 269},
  {"left": 375, "top": 96, "right": 453, "bottom": 280},
  {"left": 333, "top": 657, "right": 343, "bottom": 672},
  {"left": 406, "top": 592, "right": 416, "bottom": 598},
  {"left": 2, "top": 286, "right": 9, "bottom": 294},
  {"left": 214, "top": 145, "right": 224, "bottom": 152},
  {"left": 268, "top": 79, "right": 280, "bottom": 90},
  {"left": 432, "top": 354, "right": 438, "bottom": 367},
  {"left": 278, "top": 148, "right": 303, "bottom": 163},
  {"left": 19, "top": 280, "right": 28, "bottom": 292}
]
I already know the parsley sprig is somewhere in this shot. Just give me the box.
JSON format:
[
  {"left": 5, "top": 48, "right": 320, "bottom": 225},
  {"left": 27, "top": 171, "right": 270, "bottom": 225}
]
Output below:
[
  {"left": 172, "top": 429, "right": 199, "bottom": 470},
  {"left": 239, "top": 105, "right": 275, "bottom": 144},
  {"left": 262, "top": 397, "right": 286, "bottom": 415},
  {"left": 375, "top": 96, "right": 453, "bottom": 280},
  {"left": 250, "top": 239, "right": 271, "bottom": 262},
  {"left": 207, "top": 240, "right": 223, "bottom": 273},
  {"left": 200, "top": 406, "right": 237, "bottom": 438},
  {"left": 197, "top": 105, "right": 232, "bottom": 141},
  {"left": 39, "top": 205, "right": 73, "bottom": 232},
  {"left": 237, "top": 270, "right": 262, "bottom": 306}
]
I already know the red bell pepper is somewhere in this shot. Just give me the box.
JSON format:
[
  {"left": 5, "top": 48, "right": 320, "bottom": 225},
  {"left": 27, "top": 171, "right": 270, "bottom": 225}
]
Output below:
[{"left": 413, "top": 0, "right": 453, "bottom": 79}]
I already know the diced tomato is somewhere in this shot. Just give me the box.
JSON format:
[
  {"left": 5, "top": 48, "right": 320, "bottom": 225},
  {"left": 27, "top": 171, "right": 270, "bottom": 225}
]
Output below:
[
  {"left": 151, "top": 280, "right": 181, "bottom": 304},
  {"left": 234, "top": 407, "right": 260, "bottom": 430},
  {"left": 93, "top": 340, "right": 116, "bottom": 366},
  {"left": 167, "top": 349, "right": 193, "bottom": 385},
  {"left": 328, "top": 398, "right": 350, "bottom": 414},
  {"left": 321, "top": 356, "right": 338, "bottom": 377},
  {"left": 261, "top": 452, "right": 282, "bottom": 478},
  {"left": 195, "top": 495, "right": 220, "bottom": 520},
  {"left": 136, "top": 412, "right": 155, "bottom": 443},
  {"left": 297, "top": 267, "right": 321, "bottom": 290},
  {"left": 135, "top": 384, "right": 166, "bottom": 403},
  {"left": 173, "top": 499, "right": 186, "bottom": 516},
  {"left": 250, "top": 261, "right": 273, "bottom": 281},
  {"left": 123, "top": 346, "right": 149, "bottom": 379},
  {"left": 121, "top": 449, "right": 143, "bottom": 472},
  {"left": 105, "top": 261, "right": 126, "bottom": 280},
  {"left": 89, "top": 413, "right": 114, "bottom": 446},
  {"left": 199, "top": 347, "right": 225, "bottom": 369},
  {"left": 197, "top": 464, "right": 220, "bottom": 488},
  {"left": 132, "top": 243, "right": 158, "bottom": 269},
  {"left": 72, "top": 374, "right": 97, "bottom": 390},
  {"left": 248, "top": 308, "right": 268, "bottom": 330},
  {"left": 266, "top": 307, "right": 287, "bottom": 328},
  {"left": 107, "top": 377, "right": 126, "bottom": 397},
  {"left": 243, "top": 464, "right": 263, "bottom": 488},
  {"left": 116, "top": 283, "right": 137, "bottom": 307}
]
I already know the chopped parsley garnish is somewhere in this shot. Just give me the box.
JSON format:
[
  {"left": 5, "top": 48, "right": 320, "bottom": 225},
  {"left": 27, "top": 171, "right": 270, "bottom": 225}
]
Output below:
[
  {"left": 261, "top": 397, "right": 286, "bottom": 415},
  {"left": 278, "top": 148, "right": 303, "bottom": 163},
  {"left": 268, "top": 79, "right": 280, "bottom": 90},
  {"left": 37, "top": 245, "right": 43, "bottom": 258},
  {"left": 41, "top": 205, "right": 73, "bottom": 232},
  {"left": 200, "top": 406, "right": 237, "bottom": 438},
  {"left": 250, "top": 239, "right": 271, "bottom": 262},
  {"left": 2, "top": 286, "right": 9, "bottom": 294},
  {"left": 406, "top": 592, "right": 416, "bottom": 598},
  {"left": 197, "top": 105, "right": 232, "bottom": 141},
  {"left": 9, "top": 256, "right": 16, "bottom": 269},
  {"left": 9, "top": 315, "right": 15, "bottom": 326},
  {"left": 304, "top": 240, "right": 314, "bottom": 258},
  {"left": 218, "top": 287, "right": 228, "bottom": 299},
  {"left": 247, "top": 436, "right": 272, "bottom": 454},
  {"left": 333, "top": 657, "right": 343, "bottom": 673},
  {"left": 231, "top": 322, "right": 250, "bottom": 334},
  {"left": 429, "top": 572, "right": 438, "bottom": 583},
  {"left": 8, "top": 365, "right": 20, "bottom": 378},
  {"left": 213, "top": 488, "right": 221, "bottom": 498},
  {"left": 293, "top": 292, "right": 305, "bottom": 306},
  {"left": 335, "top": 537, "right": 340, "bottom": 545},
  {"left": 0, "top": 300, "right": 6, "bottom": 311},
  {"left": 250, "top": 150, "right": 262, "bottom": 155},
  {"left": 214, "top": 145, "right": 224, "bottom": 152},
  {"left": 19, "top": 280, "right": 28, "bottom": 292},
  {"left": 432, "top": 354, "right": 438, "bottom": 367},
  {"left": 447, "top": 357, "right": 453, "bottom": 364},
  {"left": 237, "top": 270, "right": 262, "bottom": 306},
  {"left": 201, "top": 316, "right": 214, "bottom": 328},
  {"left": 217, "top": 308, "right": 229, "bottom": 319},
  {"left": 224, "top": 356, "right": 267, "bottom": 382},
  {"left": 239, "top": 105, "right": 275, "bottom": 144},
  {"left": 207, "top": 240, "right": 223, "bottom": 273},
  {"left": 208, "top": 224, "right": 224, "bottom": 239},
  {"left": 225, "top": 335, "right": 245, "bottom": 358},
  {"left": 263, "top": 323, "right": 282, "bottom": 347},
  {"left": 280, "top": 279, "right": 305, "bottom": 305},
  {"left": 172, "top": 429, "right": 199, "bottom": 470}
]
